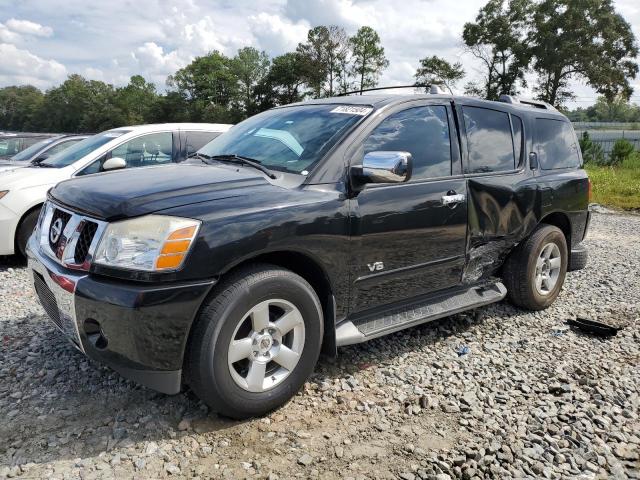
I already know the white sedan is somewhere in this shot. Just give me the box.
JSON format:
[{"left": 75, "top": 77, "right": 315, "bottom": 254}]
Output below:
[{"left": 0, "top": 123, "right": 231, "bottom": 256}]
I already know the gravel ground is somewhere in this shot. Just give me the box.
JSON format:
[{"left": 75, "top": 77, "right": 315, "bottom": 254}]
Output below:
[{"left": 0, "top": 211, "right": 639, "bottom": 480}]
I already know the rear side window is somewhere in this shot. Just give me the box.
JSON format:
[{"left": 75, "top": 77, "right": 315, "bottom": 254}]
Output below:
[
  {"left": 463, "top": 106, "right": 515, "bottom": 173},
  {"left": 364, "top": 105, "right": 452, "bottom": 180},
  {"left": 511, "top": 115, "right": 523, "bottom": 166},
  {"left": 184, "top": 131, "right": 222, "bottom": 158},
  {"left": 536, "top": 118, "right": 580, "bottom": 169}
]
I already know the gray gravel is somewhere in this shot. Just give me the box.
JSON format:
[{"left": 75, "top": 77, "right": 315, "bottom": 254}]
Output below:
[{"left": 1, "top": 211, "right": 639, "bottom": 479}]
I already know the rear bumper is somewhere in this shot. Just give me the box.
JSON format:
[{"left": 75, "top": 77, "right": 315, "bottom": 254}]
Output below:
[{"left": 26, "top": 236, "right": 215, "bottom": 394}]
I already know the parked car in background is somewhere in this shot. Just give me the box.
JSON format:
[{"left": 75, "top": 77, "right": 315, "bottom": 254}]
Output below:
[
  {"left": 0, "top": 123, "right": 231, "bottom": 257},
  {"left": 0, "top": 133, "right": 58, "bottom": 159},
  {"left": 25, "top": 94, "right": 589, "bottom": 419},
  {"left": 0, "top": 135, "right": 89, "bottom": 172}
]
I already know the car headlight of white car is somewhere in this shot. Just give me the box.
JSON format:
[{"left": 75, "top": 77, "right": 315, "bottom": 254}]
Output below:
[
  {"left": 94, "top": 215, "right": 201, "bottom": 271},
  {"left": 0, "top": 190, "right": 8, "bottom": 200}
]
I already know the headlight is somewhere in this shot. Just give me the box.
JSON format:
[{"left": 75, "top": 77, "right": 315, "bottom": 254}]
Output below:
[
  {"left": 0, "top": 190, "right": 8, "bottom": 200},
  {"left": 94, "top": 215, "right": 200, "bottom": 271}
]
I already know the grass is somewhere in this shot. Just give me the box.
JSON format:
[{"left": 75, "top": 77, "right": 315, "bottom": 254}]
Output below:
[{"left": 585, "top": 154, "right": 640, "bottom": 210}]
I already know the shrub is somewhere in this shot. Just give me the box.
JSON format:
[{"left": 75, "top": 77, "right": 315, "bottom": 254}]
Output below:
[
  {"left": 609, "top": 138, "right": 636, "bottom": 166},
  {"left": 578, "top": 131, "right": 605, "bottom": 165},
  {"left": 622, "top": 151, "right": 640, "bottom": 170}
]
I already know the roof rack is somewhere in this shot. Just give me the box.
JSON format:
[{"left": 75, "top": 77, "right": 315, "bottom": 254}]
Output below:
[
  {"left": 498, "top": 94, "right": 557, "bottom": 111},
  {"left": 337, "top": 84, "right": 449, "bottom": 96}
]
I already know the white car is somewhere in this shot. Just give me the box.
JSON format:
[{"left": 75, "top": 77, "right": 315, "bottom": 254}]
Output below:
[{"left": 0, "top": 123, "right": 231, "bottom": 256}]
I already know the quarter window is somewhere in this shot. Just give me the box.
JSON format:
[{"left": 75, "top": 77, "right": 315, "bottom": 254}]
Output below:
[
  {"left": 184, "top": 131, "right": 222, "bottom": 158},
  {"left": 511, "top": 115, "right": 523, "bottom": 166},
  {"left": 536, "top": 118, "right": 580, "bottom": 169},
  {"left": 463, "top": 106, "right": 515, "bottom": 173},
  {"left": 364, "top": 106, "right": 452, "bottom": 180}
]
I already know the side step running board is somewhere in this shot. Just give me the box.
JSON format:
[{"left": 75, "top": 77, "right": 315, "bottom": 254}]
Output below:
[{"left": 335, "top": 282, "right": 507, "bottom": 347}]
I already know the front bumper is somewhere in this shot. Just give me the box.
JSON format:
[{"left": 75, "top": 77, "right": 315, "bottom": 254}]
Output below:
[{"left": 26, "top": 235, "right": 215, "bottom": 394}]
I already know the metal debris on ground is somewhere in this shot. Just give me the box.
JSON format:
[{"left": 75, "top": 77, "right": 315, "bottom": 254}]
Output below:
[{"left": 566, "top": 317, "right": 623, "bottom": 337}]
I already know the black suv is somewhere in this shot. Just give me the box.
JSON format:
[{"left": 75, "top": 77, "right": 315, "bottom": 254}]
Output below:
[{"left": 27, "top": 94, "right": 590, "bottom": 419}]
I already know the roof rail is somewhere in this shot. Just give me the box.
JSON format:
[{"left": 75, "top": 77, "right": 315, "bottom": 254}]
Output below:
[
  {"left": 498, "top": 94, "right": 557, "bottom": 111},
  {"left": 337, "top": 84, "right": 450, "bottom": 96}
]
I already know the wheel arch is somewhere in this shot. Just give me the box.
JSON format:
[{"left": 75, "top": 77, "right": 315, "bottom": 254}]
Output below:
[
  {"left": 186, "top": 249, "right": 338, "bottom": 370},
  {"left": 539, "top": 211, "right": 571, "bottom": 247},
  {"left": 14, "top": 202, "right": 44, "bottom": 254}
]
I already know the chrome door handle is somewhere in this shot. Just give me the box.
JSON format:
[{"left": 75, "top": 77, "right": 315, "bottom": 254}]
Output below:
[{"left": 441, "top": 193, "right": 466, "bottom": 206}]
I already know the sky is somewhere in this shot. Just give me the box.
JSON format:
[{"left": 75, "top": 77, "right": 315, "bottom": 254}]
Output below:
[{"left": 0, "top": 0, "right": 639, "bottom": 109}]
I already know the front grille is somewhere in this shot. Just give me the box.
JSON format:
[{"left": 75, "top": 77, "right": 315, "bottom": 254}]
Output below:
[
  {"left": 33, "top": 272, "right": 62, "bottom": 330},
  {"left": 74, "top": 221, "right": 98, "bottom": 264},
  {"left": 48, "top": 208, "right": 72, "bottom": 252}
]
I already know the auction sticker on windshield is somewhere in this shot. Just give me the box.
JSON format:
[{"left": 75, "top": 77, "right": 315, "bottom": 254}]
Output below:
[{"left": 330, "top": 106, "right": 373, "bottom": 115}]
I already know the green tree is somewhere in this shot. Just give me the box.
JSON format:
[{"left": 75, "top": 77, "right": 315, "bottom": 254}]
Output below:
[
  {"left": 297, "top": 25, "right": 351, "bottom": 97},
  {"left": 261, "top": 52, "right": 307, "bottom": 107},
  {"left": 231, "top": 47, "right": 270, "bottom": 115},
  {"left": 578, "top": 131, "right": 605, "bottom": 165},
  {"left": 414, "top": 56, "right": 465, "bottom": 94},
  {"left": 530, "top": 0, "right": 638, "bottom": 107},
  {"left": 38, "top": 75, "right": 124, "bottom": 133},
  {"left": 0, "top": 85, "right": 45, "bottom": 131},
  {"left": 463, "top": 0, "right": 533, "bottom": 100},
  {"left": 168, "top": 51, "right": 240, "bottom": 122},
  {"left": 115, "top": 75, "right": 158, "bottom": 125},
  {"left": 609, "top": 138, "right": 636, "bottom": 166},
  {"left": 350, "top": 26, "right": 389, "bottom": 94}
]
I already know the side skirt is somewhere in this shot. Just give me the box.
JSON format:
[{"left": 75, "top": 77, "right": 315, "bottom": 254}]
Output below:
[{"left": 335, "top": 281, "right": 507, "bottom": 347}]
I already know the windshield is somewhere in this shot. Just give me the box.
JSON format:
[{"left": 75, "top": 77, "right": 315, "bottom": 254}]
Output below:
[
  {"left": 41, "top": 130, "right": 131, "bottom": 168},
  {"left": 11, "top": 138, "right": 56, "bottom": 161},
  {"left": 198, "top": 104, "right": 371, "bottom": 174}
]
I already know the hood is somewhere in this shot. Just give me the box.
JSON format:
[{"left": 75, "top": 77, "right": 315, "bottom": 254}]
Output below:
[
  {"left": 0, "top": 165, "right": 68, "bottom": 189},
  {"left": 0, "top": 161, "right": 28, "bottom": 173},
  {"left": 50, "top": 163, "right": 273, "bottom": 220}
]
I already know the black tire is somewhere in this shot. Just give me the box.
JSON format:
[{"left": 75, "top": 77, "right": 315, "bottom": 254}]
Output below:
[
  {"left": 16, "top": 209, "right": 40, "bottom": 258},
  {"left": 503, "top": 224, "right": 568, "bottom": 311},
  {"left": 187, "top": 264, "right": 323, "bottom": 419},
  {"left": 568, "top": 245, "right": 588, "bottom": 272}
]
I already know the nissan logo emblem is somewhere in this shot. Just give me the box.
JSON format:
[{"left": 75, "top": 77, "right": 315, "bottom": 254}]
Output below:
[{"left": 50, "top": 218, "right": 64, "bottom": 244}]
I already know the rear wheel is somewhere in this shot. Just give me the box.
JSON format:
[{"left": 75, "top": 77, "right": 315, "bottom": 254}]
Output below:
[
  {"left": 16, "top": 209, "right": 40, "bottom": 258},
  {"left": 503, "top": 224, "right": 568, "bottom": 310},
  {"left": 187, "top": 264, "right": 323, "bottom": 419}
]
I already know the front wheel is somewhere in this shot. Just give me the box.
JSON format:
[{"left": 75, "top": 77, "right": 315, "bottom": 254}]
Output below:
[
  {"left": 187, "top": 264, "right": 323, "bottom": 419},
  {"left": 503, "top": 224, "right": 568, "bottom": 310},
  {"left": 16, "top": 209, "right": 40, "bottom": 258}
]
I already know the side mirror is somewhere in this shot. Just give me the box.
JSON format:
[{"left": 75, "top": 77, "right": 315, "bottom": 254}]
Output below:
[
  {"left": 360, "top": 151, "right": 412, "bottom": 184},
  {"left": 102, "top": 157, "right": 127, "bottom": 171}
]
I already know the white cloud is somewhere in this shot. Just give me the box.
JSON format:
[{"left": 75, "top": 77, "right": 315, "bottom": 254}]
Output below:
[
  {"left": 248, "top": 13, "right": 309, "bottom": 55},
  {"left": 0, "top": 43, "right": 67, "bottom": 88},
  {"left": 5, "top": 18, "right": 53, "bottom": 37}
]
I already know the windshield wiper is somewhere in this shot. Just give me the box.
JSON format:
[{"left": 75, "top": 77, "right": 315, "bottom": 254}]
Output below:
[{"left": 207, "top": 154, "right": 276, "bottom": 179}]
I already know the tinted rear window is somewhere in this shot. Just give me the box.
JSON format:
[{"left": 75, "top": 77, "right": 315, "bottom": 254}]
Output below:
[
  {"left": 463, "top": 106, "right": 515, "bottom": 173},
  {"left": 536, "top": 118, "right": 580, "bottom": 169}
]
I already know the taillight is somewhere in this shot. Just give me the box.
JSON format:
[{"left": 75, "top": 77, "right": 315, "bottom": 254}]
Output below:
[{"left": 587, "top": 178, "right": 592, "bottom": 202}]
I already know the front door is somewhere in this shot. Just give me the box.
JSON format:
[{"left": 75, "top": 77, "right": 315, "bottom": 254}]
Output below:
[{"left": 349, "top": 103, "right": 468, "bottom": 314}]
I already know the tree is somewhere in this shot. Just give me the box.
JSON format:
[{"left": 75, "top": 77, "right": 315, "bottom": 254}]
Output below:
[
  {"left": 530, "top": 0, "right": 638, "bottom": 107},
  {"left": 578, "top": 131, "right": 605, "bottom": 165},
  {"left": 38, "top": 75, "right": 124, "bottom": 133},
  {"left": 115, "top": 75, "right": 158, "bottom": 125},
  {"left": 168, "top": 51, "right": 241, "bottom": 122},
  {"left": 414, "top": 56, "right": 465, "bottom": 94},
  {"left": 297, "top": 25, "right": 351, "bottom": 97},
  {"left": 231, "top": 47, "right": 270, "bottom": 115},
  {"left": 610, "top": 138, "right": 636, "bottom": 166},
  {"left": 350, "top": 26, "right": 389, "bottom": 94},
  {"left": 463, "top": 0, "right": 532, "bottom": 99},
  {"left": 261, "top": 53, "right": 307, "bottom": 107},
  {"left": 0, "top": 85, "right": 44, "bottom": 131}
]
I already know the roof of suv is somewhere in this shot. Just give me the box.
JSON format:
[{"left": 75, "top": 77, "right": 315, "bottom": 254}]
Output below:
[
  {"left": 115, "top": 123, "right": 232, "bottom": 133},
  {"left": 287, "top": 94, "right": 567, "bottom": 119}
]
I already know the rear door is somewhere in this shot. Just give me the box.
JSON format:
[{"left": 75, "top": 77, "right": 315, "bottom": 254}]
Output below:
[{"left": 349, "top": 101, "right": 468, "bottom": 314}]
